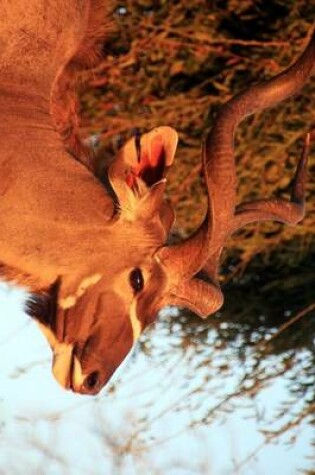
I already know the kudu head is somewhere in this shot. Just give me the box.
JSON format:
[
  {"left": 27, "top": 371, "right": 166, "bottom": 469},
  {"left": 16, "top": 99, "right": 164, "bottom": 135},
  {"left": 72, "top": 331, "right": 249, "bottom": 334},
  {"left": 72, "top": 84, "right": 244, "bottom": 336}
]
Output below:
[
  {"left": 31, "top": 123, "right": 224, "bottom": 395},
  {"left": 28, "top": 126, "right": 179, "bottom": 394}
]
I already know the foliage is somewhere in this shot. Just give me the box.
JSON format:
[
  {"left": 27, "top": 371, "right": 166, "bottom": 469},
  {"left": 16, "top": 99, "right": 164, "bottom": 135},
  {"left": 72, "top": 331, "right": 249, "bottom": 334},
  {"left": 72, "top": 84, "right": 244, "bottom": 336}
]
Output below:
[{"left": 80, "top": 0, "right": 315, "bottom": 276}]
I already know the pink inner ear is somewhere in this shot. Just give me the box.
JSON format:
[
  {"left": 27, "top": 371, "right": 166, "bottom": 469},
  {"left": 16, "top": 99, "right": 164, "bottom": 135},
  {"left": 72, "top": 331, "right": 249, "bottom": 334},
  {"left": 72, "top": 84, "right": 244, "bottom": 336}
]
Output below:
[
  {"left": 150, "top": 137, "right": 164, "bottom": 166},
  {"left": 126, "top": 135, "right": 166, "bottom": 188}
]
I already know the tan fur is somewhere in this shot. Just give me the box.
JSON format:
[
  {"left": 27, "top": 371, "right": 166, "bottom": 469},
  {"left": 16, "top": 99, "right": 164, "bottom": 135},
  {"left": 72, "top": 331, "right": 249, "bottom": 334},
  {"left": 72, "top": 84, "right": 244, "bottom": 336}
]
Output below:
[
  {"left": 59, "top": 273, "right": 103, "bottom": 309},
  {"left": 51, "top": 0, "right": 116, "bottom": 166},
  {"left": 1, "top": 1, "right": 313, "bottom": 395},
  {"left": 0, "top": 0, "right": 178, "bottom": 394}
]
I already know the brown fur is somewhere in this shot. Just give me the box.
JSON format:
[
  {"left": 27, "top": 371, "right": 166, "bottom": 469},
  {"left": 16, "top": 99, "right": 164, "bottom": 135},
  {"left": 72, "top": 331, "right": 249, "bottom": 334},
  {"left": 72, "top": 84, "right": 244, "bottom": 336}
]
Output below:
[
  {"left": 0, "top": 1, "right": 313, "bottom": 395},
  {"left": 0, "top": 1, "right": 114, "bottom": 168},
  {"left": 0, "top": 263, "right": 40, "bottom": 292},
  {"left": 0, "top": 0, "right": 117, "bottom": 293},
  {"left": 50, "top": 0, "right": 116, "bottom": 168},
  {"left": 0, "top": 0, "right": 179, "bottom": 394}
]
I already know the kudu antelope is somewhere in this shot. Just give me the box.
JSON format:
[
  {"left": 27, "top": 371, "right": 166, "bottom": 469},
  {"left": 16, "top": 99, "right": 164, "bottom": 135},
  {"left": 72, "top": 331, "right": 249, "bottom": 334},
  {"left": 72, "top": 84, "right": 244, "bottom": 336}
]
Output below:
[{"left": 0, "top": 1, "right": 314, "bottom": 394}]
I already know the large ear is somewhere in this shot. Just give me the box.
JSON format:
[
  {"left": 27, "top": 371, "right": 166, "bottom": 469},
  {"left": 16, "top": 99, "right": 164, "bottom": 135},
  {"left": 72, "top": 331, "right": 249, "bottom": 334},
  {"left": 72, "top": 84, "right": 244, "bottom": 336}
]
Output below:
[{"left": 108, "top": 126, "right": 178, "bottom": 209}]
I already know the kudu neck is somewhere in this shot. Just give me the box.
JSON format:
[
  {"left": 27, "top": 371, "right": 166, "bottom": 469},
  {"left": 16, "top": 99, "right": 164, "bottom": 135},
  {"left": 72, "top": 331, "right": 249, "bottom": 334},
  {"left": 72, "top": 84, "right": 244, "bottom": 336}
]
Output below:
[
  {"left": 0, "top": 1, "right": 85, "bottom": 94},
  {"left": 0, "top": 85, "right": 54, "bottom": 136}
]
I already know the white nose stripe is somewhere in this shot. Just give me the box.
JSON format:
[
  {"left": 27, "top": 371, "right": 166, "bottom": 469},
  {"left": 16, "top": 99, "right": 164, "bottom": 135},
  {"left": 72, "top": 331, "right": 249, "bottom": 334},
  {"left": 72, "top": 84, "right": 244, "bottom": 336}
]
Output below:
[
  {"left": 129, "top": 300, "right": 142, "bottom": 342},
  {"left": 72, "top": 356, "right": 86, "bottom": 391},
  {"left": 52, "top": 343, "right": 74, "bottom": 389},
  {"left": 35, "top": 321, "right": 74, "bottom": 389}
]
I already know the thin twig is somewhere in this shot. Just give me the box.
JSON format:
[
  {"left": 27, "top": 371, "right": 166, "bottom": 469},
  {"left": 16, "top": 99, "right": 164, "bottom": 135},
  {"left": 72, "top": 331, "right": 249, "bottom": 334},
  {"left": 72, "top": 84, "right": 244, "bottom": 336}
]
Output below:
[{"left": 256, "top": 302, "right": 315, "bottom": 353}]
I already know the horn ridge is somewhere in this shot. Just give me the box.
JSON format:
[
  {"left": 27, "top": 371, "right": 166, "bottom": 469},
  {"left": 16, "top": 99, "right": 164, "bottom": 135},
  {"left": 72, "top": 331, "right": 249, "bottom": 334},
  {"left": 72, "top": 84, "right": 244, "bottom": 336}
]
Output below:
[
  {"left": 165, "top": 277, "right": 224, "bottom": 319},
  {"left": 158, "top": 28, "right": 315, "bottom": 286}
]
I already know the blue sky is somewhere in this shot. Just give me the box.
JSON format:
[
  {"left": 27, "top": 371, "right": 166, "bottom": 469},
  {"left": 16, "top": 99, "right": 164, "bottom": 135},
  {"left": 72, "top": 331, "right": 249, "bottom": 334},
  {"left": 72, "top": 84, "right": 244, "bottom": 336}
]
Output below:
[{"left": 0, "top": 282, "right": 313, "bottom": 474}]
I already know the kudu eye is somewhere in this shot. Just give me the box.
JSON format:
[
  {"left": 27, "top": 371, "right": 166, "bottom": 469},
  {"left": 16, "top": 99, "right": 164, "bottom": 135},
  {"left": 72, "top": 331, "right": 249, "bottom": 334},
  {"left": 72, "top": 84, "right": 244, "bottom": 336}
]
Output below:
[{"left": 129, "top": 268, "right": 144, "bottom": 294}]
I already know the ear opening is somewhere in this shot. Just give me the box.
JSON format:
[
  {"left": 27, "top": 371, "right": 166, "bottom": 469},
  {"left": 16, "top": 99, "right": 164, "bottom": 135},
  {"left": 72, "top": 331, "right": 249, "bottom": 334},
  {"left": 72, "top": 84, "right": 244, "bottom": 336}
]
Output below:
[
  {"left": 108, "top": 126, "right": 178, "bottom": 197},
  {"left": 134, "top": 126, "right": 178, "bottom": 187}
]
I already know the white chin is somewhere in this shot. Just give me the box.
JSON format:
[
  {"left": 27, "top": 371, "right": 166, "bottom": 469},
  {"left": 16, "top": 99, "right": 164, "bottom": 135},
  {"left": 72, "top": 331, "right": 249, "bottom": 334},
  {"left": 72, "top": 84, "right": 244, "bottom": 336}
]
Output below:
[{"left": 52, "top": 342, "right": 74, "bottom": 390}]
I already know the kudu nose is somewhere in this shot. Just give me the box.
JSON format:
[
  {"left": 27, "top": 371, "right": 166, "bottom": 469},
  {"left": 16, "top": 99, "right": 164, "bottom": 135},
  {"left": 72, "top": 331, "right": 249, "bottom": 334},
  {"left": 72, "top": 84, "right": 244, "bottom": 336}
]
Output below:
[
  {"left": 81, "top": 371, "right": 101, "bottom": 395},
  {"left": 70, "top": 352, "right": 102, "bottom": 394}
]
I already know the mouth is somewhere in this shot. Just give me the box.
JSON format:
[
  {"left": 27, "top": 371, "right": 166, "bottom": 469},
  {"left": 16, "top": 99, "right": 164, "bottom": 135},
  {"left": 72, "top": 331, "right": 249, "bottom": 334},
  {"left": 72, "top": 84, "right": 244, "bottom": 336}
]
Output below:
[
  {"left": 35, "top": 320, "right": 74, "bottom": 390},
  {"left": 52, "top": 342, "right": 74, "bottom": 390},
  {"left": 52, "top": 343, "right": 101, "bottom": 394},
  {"left": 36, "top": 319, "right": 104, "bottom": 394},
  {"left": 70, "top": 354, "right": 88, "bottom": 392},
  {"left": 53, "top": 346, "right": 90, "bottom": 393}
]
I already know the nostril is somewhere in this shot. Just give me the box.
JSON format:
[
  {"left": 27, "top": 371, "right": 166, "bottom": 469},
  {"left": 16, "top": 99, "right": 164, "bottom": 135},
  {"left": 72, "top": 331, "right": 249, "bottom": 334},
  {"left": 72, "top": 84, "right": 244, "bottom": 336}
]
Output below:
[{"left": 83, "top": 371, "right": 100, "bottom": 392}]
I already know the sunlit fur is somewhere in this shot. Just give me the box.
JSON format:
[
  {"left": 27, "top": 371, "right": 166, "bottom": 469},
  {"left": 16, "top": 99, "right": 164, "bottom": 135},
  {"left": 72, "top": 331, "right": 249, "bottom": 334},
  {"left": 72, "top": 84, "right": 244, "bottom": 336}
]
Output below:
[{"left": 0, "top": 0, "right": 313, "bottom": 395}]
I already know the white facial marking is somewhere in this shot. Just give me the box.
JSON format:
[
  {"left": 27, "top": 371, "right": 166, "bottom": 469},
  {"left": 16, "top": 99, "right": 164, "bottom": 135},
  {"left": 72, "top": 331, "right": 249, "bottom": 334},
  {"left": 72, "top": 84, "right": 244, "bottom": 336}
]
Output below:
[
  {"left": 59, "top": 295, "right": 77, "bottom": 310},
  {"left": 72, "top": 356, "right": 86, "bottom": 392},
  {"left": 36, "top": 321, "right": 74, "bottom": 389},
  {"left": 77, "top": 273, "right": 102, "bottom": 298},
  {"left": 36, "top": 321, "right": 59, "bottom": 350},
  {"left": 52, "top": 343, "right": 74, "bottom": 389},
  {"left": 60, "top": 273, "right": 102, "bottom": 309},
  {"left": 129, "top": 300, "right": 142, "bottom": 342}
]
